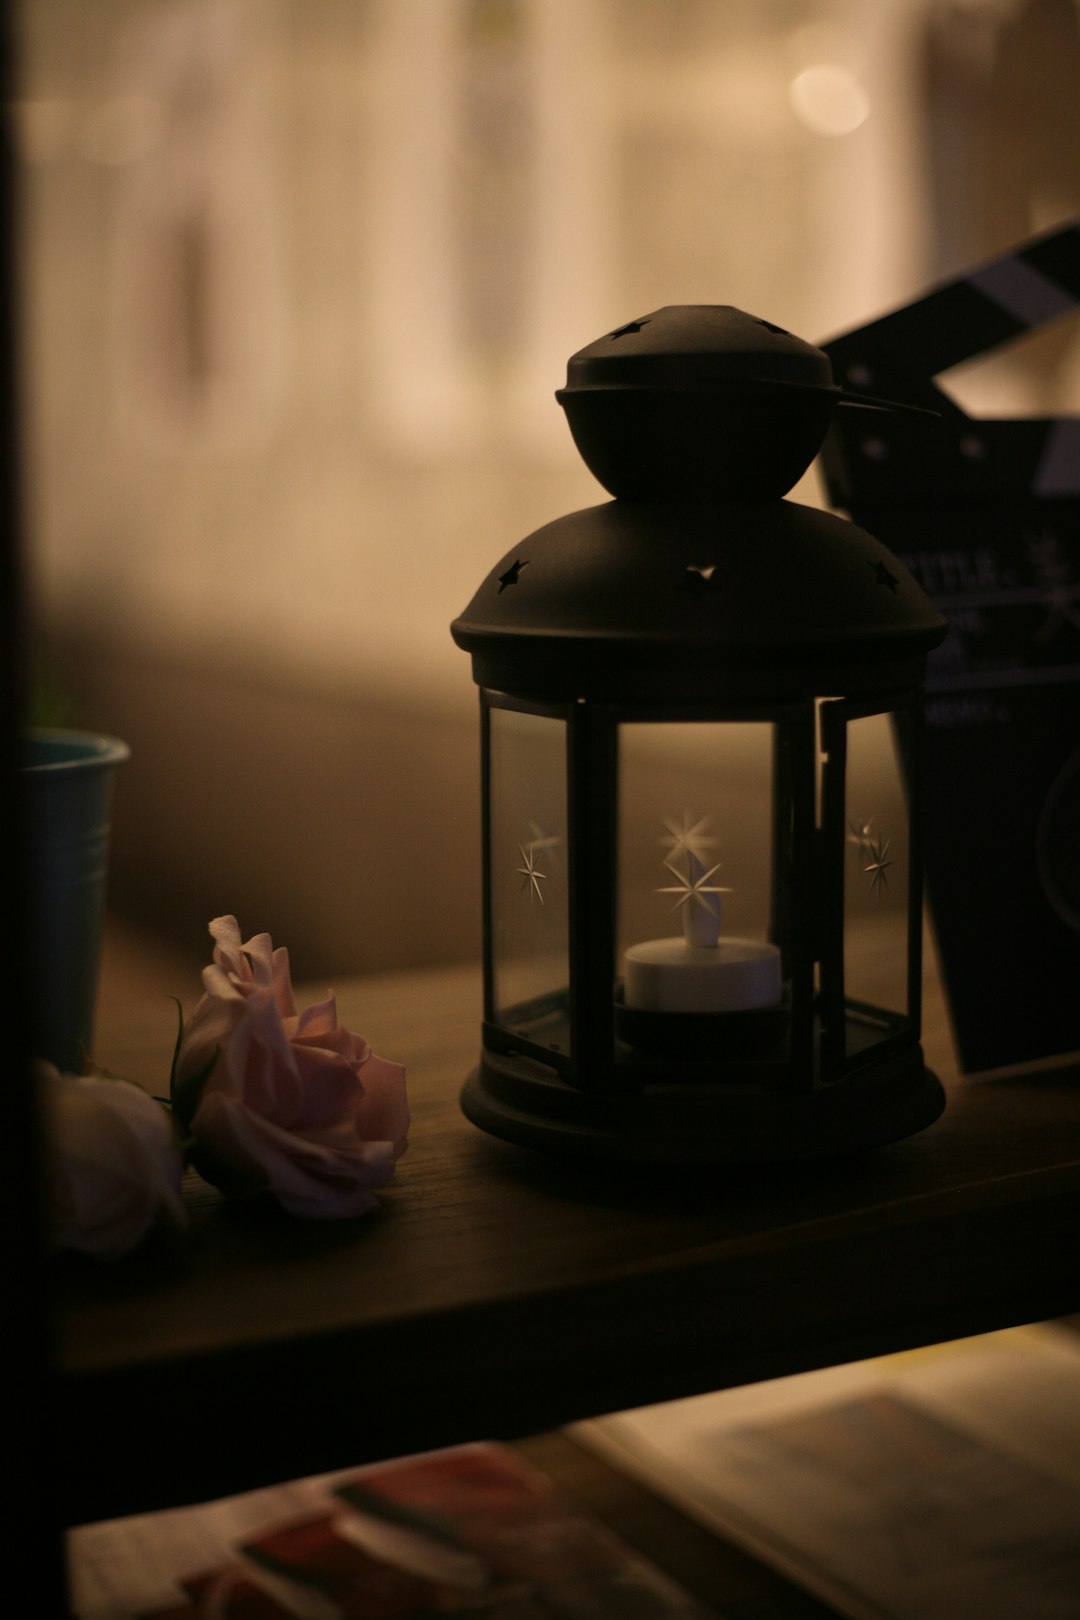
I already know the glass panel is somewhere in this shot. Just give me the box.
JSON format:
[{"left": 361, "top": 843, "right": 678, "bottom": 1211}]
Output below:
[
  {"left": 617, "top": 722, "right": 786, "bottom": 1060},
  {"left": 488, "top": 705, "right": 570, "bottom": 1056},
  {"left": 843, "top": 709, "right": 911, "bottom": 1059}
]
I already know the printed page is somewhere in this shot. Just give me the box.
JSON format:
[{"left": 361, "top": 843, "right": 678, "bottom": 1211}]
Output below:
[{"left": 576, "top": 1323, "right": 1080, "bottom": 1620}]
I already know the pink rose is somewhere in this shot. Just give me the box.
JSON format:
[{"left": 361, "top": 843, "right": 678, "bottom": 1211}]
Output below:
[
  {"left": 43, "top": 1063, "right": 187, "bottom": 1258},
  {"left": 174, "top": 917, "right": 409, "bottom": 1218}
]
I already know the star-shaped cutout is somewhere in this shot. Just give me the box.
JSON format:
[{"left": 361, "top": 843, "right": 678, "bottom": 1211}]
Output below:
[
  {"left": 516, "top": 845, "right": 547, "bottom": 904},
  {"left": 863, "top": 837, "right": 892, "bottom": 897},
  {"left": 657, "top": 857, "right": 731, "bottom": 914},
  {"left": 869, "top": 560, "right": 899, "bottom": 593},
  {"left": 609, "top": 318, "right": 651, "bottom": 339},
  {"left": 498, "top": 559, "right": 528, "bottom": 593}
]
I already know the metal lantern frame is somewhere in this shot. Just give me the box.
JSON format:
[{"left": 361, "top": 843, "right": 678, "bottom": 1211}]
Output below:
[
  {"left": 452, "top": 306, "right": 948, "bottom": 1163},
  {"left": 463, "top": 671, "right": 935, "bottom": 1164}
]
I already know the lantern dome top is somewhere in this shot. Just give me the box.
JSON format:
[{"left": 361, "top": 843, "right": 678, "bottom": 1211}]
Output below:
[
  {"left": 453, "top": 304, "right": 946, "bottom": 702},
  {"left": 451, "top": 497, "right": 947, "bottom": 703},
  {"left": 560, "top": 305, "right": 832, "bottom": 392},
  {"left": 555, "top": 305, "right": 929, "bottom": 500}
]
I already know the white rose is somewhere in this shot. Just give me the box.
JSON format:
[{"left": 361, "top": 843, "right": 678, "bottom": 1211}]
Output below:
[{"left": 43, "top": 1064, "right": 187, "bottom": 1258}]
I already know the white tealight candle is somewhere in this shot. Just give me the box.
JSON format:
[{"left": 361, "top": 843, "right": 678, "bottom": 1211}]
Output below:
[
  {"left": 625, "top": 846, "right": 782, "bottom": 1014},
  {"left": 623, "top": 934, "right": 783, "bottom": 1014}
]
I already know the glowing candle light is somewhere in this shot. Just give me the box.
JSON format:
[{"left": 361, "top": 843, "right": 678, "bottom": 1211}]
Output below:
[{"left": 624, "top": 820, "right": 783, "bottom": 1016}]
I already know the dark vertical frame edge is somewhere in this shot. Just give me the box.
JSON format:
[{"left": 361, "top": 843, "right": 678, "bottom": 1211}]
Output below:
[{"left": 1, "top": 0, "right": 70, "bottom": 1606}]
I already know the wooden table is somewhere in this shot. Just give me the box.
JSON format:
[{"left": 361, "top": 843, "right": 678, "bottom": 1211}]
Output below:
[{"left": 55, "top": 943, "right": 1080, "bottom": 1549}]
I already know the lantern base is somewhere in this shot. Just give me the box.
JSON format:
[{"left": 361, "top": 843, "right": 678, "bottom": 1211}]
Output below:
[{"left": 461, "top": 1044, "right": 944, "bottom": 1164}]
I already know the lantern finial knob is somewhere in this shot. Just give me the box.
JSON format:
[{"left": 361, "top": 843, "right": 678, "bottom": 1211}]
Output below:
[{"left": 556, "top": 305, "right": 933, "bottom": 502}]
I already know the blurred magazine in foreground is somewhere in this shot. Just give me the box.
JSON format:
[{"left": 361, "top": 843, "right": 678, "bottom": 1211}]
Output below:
[
  {"left": 576, "top": 1321, "right": 1080, "bottom": 1620},
  {"left": 68, "top": 1440, "right": 714, "bottom": 1618}
]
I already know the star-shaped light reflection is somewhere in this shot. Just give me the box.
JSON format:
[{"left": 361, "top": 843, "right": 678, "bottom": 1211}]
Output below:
[
  {"left": 847, "top": 817, "right": 875, "bottom": 848},
  {"left": 516, "top": 845, "right": 548, "bottom": 904},
  {"left": 863, "top": 837, "right": 892, "bottom": 897},
  {"left": 526, "top": 820, "right": 562, "bottom": 857},
  {"left": 660, "top": 813, "right": 717, "bottom": 865},
  {"left": 657, "top": 857, "right": 731, "bottom": 914}
]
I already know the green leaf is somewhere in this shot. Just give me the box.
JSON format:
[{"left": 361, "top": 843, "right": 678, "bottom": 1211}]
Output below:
[{"left": 167, "top": 997, "right": 185, "bottom": 1102}]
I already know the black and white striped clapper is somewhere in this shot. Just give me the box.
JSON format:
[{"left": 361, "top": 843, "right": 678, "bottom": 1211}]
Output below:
[{"left": 819, "top": 220, "right": 1080, "bottom": 508}]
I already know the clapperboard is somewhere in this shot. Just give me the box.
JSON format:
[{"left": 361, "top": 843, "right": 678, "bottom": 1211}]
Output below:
[{"left": 820, "top": 222, "right": 1080, "bottom": 1073}]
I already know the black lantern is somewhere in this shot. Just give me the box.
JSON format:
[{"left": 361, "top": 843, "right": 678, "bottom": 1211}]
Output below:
[{"left": 451, "top": 307, "right": 949, "bottom": 1163}]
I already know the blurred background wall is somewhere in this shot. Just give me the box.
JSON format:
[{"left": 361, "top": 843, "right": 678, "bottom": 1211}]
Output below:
[{"left": 12, "top": 0, "right": 1080, "bottom": 979}]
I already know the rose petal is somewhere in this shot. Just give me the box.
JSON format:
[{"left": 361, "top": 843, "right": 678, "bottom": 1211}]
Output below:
[
  {"left": 354, "top": 1054, "right": 410, "bottom": 1157},
  {"left": 177, "top": 918, "right": 409, "bottom": 1219},
  {"left": 292, "top": 991, "right": 341, "bottom": 1040},
  {"left": 287, "top": 1042, "right": 366, "bottom": 1128},
  {"left": 177, "top": 993, "right": 262, "bottom": 1113},
  {"left": 201, "top": 961, "right": 247, "bottom": 1003},
  {"left": 271, "top": 946, "right": 297, "bottom": 1019},
  {"left": 209, "top": 916, "right": 243, "bottom": 954},
  {"left": 290, "top": 1014, "right": 363, "bottom": 1063},
  {"left": 240, "top": 932, "right": 276, "bottom": 993},
  {"left": 209, "top": 916, "right": 249, "bottom": 984},
  {"left": 45, "top": 1070, "right": 186, "bottom": 1257},
  {"left": 229, "top": 986, "right": 303, "bottom": 1120},
  {"left": 193, "top": 1093, "right": 395, "bottom": 1218},
  {"left": 288, "top": 996, "right": 372, "bottom": 1066}
]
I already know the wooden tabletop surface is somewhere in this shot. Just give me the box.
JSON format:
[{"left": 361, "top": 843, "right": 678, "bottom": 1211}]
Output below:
[{"left": 54, "top": 932, "right": 1080, "bottom": 1527}]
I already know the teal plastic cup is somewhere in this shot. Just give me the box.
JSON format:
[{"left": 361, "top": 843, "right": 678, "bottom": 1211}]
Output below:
[{"left": 21, "top": 729, "right": 130, "bottom": 1073}]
